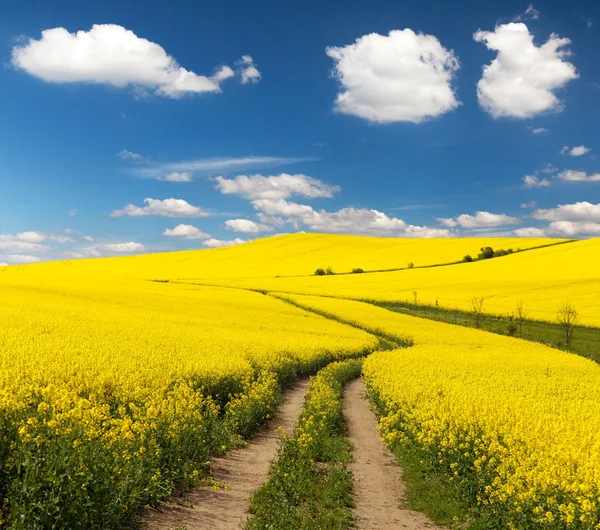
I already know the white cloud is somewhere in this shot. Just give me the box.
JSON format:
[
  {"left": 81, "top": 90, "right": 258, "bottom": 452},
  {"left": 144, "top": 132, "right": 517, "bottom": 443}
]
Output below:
[
  {"left": 533, "top": 201, "right": 600, "bottom": 222},
  {"left": 252, "top": 199, "right": 451, "bottom": 237},
  {"left": 225, "top": 219, "right": 274, "bottom": 233},
  {"left": 98, "top": 242, "right": 145, "bottom": 253},
  {"left": 49, "top": 235, "right": 76, "bottom": 243},
  {"left": 0, "top": 262, "right": 8, "bottom": 267},
  {"left": 160, "top": 172, "right": 192, "bottom": 182},
  {"left": 5, "top": 254, "right": 40, "bottom": 263},
  {"left": 236, "top": 55, "right": 261, "bottom": 85},
  {"left": 545, "top": 221, "right": 600, "bottom": 236},
  {"left": 520, "top": 200, "right": 537, "bottom": 209},
  {"left": 555, "top": 170, "right": 600, "bottom": 182},
  {"left": 436, "top": 217, "right": 458, "bottom": 228},
  {"left": 451, "top": 211, "right": 520, "bottom": 228},
  {"left": 516, "top": 4, "right": 540, "bottom": 21},
  {"left": 118, "top": 149, "right": 143, "bottom": 160},
  {"left": 523, "top": 174, "right": 551, "bottom": 188},
  {"left": 110, "top": 198, "right": 210, "bottom": 218},
  {"left": 513, "top": 226, "right": 546, "bottom": 237},
  {"left": 69, "top": 209, "right": 78, "bottom": 216},
  {"left": 81, "top": 235, "right": 94, "bottom": 242},
  {"left": 0, "top": 238, "right": 48, "bottom": 253},
  {"left": 326, "top": 29, "right": 460, "bottom": 123},
  {"left": 561, "top": 145, "right": 591, "bottom": 156},
  {"left": 15, "top": 231, "right": 47, "bottom": 243},
  {"left": 215, "top": 173, "right": 339, "bottom": 200},
  {"left": 474, "top": 23, "right": 578, "bottom": 118},
  {"left": 163, "top": 224, "right": 211, "bottom": 239},
  {"left": 529, "top": 127, "right": 549, "bottom": 134},
  {"left": 131, "top": 156, "right": 312, "bottom": 179},
  {"left": 11, "top": 24, "right": 252, "bottom": 98},
  {"left": 203, "top": 238, "right": 246, "bottom": 248}
]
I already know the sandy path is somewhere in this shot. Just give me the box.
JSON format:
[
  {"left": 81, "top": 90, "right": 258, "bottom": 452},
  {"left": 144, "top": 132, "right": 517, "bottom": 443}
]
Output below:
[
  {"left": 344, "top": 378, "right": 442, "bottom": 530},
  {"left": 144, "top": 379, "right": 309, "bottom": 530}
]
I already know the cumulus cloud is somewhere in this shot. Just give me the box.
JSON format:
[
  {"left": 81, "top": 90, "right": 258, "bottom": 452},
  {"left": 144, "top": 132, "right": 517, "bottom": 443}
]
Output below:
[
  {"left": 555, "top": 170, "right": 600, "bottom": 183},
  {"left": 98, "top": 242, "right": 145, "bottom": 253},
  {"left": 326, "top": 29, "right": 460, "bottom": 123},
  {"left": 215, "top": 174, "right": 339, "bottom": 200},
  {"left": 160, "top": 172, "right": 192, "bottom": 182},
  {"left": 163, "top": 224, "right": 210, "bottom": 239},
  {"left": 110, "top": 198, "right": 210, "bottom": 218},
  {"left": 520, "top": 200, "right": 537, "bottom": 209},
  {"left": 224, "top": 219, "right": 273, "bottom": 233},
  {"left": 561, "top": 145, "right": 591, "bottom": 156},
  {"left": 443, "top": 211, "right": 521, "bottom": 228},
  {"left": 236, "top": 55, "right": 261, "bottom": 84},
  {"left": 50, "top": 235, "right": 76, "bottom": 243},
  {"left": 251, "top": 198, "right": 451, "bottom": 237},
  {"left": 0, "top": 233, "right": 49, "bottom": 252},
  {"left": 533, "top": 201, "right": 600, "bottom": 222},
  {"left": 203, "top": 238, "right": 246, "bottom": 248},
  {"left": 436, "top": 217, "right": 458, "bottom": 228},
  {"left": 11, "top": 24, "right": 253, "bottom": 98},
  {"left": 523, "top": 174, "right": 551, "bottom": 188},
  {"left": 513, "top": 226, "right": 546, "bottom": 237},
  {"left": 529, "top": 127, "right": 549, "bottom": 134},
  {"left": 474, "top": 23, "right": 578, "bottom": 118}
]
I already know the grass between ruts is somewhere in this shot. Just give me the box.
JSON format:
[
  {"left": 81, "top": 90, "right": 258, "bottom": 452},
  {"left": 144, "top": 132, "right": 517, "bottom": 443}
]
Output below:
[{"left": 246, "top": 359, "right": 362, "bottom": 530}]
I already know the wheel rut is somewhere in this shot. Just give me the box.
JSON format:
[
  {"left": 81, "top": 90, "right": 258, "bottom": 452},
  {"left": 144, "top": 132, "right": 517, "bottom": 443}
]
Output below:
[
  {"left": 143, "top": 379, "right": 309, "bottom": 530},
  {"left": 344, "top": 378, "right": 443, "bottom": 529}
]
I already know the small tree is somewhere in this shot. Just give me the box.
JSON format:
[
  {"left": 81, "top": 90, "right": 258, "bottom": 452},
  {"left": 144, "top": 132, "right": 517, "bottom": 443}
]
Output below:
[
  {"left": 515, "top": 299, "right": 528, "bottom": 337},
  {"left": 407, "top": 262, "right": 415, "bottom": 269},
  {"left": 314, "top": 268, "right": 325, "bottom": 276},
  {"left": 351, "top": 267, "right": 364, "bottom": 274},
  {"left": 463, "top": 254, "right": 473, "bottom": 263},
  {"left": 557, "top": 300, "right": 579, "bottom": 346},
  {"left": 325, "top": 266, "right": 335, "bottom": 275},
  {"left": 472, "top": 296, "right": 485, "bottom": 328},
  {"left": 478, "top": 247, "right": 495, "bottom": 260}
]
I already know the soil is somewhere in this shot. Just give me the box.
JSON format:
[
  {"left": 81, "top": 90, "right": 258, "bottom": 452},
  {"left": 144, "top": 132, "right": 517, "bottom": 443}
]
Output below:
[
  {"left": 143, "top": 379, "right": 309, "bottom": 530},
  {"left": 344, "top": 378, "right": 443, "bottom": 529}
]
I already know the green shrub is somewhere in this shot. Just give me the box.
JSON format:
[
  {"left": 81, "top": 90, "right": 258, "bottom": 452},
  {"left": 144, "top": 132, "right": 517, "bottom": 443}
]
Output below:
[{"left": 351, "top": 268, "right": 364, "bottom": 274}]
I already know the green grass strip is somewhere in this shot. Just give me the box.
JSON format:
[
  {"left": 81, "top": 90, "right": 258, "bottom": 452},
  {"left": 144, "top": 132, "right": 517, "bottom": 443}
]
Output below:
[{"left": 246, "top": 359, "right": 362, "bottom": 530}]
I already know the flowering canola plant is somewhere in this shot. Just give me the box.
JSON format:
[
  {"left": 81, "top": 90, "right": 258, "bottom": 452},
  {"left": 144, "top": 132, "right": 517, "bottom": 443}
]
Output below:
[
  {"left": 282, "top": 293, "right": 600, "bottom": 528},
  {"left": 0, "top": 277, "right": 376, "bottom": 528},
  {"left": 209, "top": 238, "right": 599, "bottom": 327}
]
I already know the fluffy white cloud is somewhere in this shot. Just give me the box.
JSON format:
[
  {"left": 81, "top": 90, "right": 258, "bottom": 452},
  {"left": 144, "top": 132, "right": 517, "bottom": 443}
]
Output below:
[
  {"left": 561, "top": 145, "right": 591, "bottom": 156},
  {"left": 237, "top": 55, "right": 261, "bottom": 84},
  {"left": 523, "top": 174, "right": 551, "bottom": 188},
  {"left": 110, "top": 198, "right": 210, "bottom": 218},
  {"left": 451, "top": 211, "right": 521, "bottom": 228},
  {"left": 11, "top": 24, "right": 252, "bottom": 98},
  {"left": 203, "top": 238, "right": 246, "bottom": 248},
  {"left": 98, "top": 242, "right": 145, "bottom": 253},
  {"left": 118, "top": 149, "right": 143, "bottom": 160},
  {"left": 556, "top": 170, "right": 600, "bottom": 183},
  {"left": 513, "top": 226, "right": 546, "bottom": 237},
  {"left": 15, "top": 231, "right": 47, "bottom": 243},
  {"left": 251, "top": 199, "right": 451, "bottom": 237},
  {"left": 529, "top": 127, "right": 549, "bottom": 134},
  {"left": 0, "top": 233, "right": 49, "bottom": 252},
  {"left": 50, "top": 235, "right": 76, "bottom": 243},
  {"left": 215, "top": 174, "right": 339, "bottom": 200},
  {"left": 163, "top": 224, "right": 210, "bottom": 239},
  {"left": 436, "top": 217, "right": 458, "bottom": 228},
  {"left": 326, "top": 29, "right": 460, "bottom": 123},
  {"left": 545, "top": 221, "right": 600, "bottom": 236},
  {"left": 160, "top": 172, "right": 192, "bottom": 182},
  {"left": 533, "top": 201, "right": 600, "bottom": 222},
  {"left": 224, "top": 219, "right": 273, "bottom": 233},
  {"left": 474, "top": 23, "right": 577, "bottom": 118}
]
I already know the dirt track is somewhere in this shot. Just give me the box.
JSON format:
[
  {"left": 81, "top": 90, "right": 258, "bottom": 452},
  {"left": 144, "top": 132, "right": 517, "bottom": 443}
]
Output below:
[
  {"left": 344, "top": 378, "right": 442, "bottom": 529},
  {"left": 144, "top": 379, "right": 309, "bottom": 530}
]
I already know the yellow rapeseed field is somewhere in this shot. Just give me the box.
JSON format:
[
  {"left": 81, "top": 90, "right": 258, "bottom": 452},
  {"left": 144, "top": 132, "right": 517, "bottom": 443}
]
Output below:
[
  {"left": 205, "top": 238, "right": 599, "bottom": 327},
  {"left": 0, "top": 232, "right": 559, "bottom": 280},
  {"left": 281, "top": 293, "right": 600, "bottom": 528},
  {"left": 0, "top": 276, "right": 375, "bottom": 528}
]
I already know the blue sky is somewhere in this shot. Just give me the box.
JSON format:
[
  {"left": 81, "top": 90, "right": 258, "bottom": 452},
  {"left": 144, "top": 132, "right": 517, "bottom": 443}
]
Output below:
[{"left": 1, "top": 0, "right": 599, "bottom": 263}]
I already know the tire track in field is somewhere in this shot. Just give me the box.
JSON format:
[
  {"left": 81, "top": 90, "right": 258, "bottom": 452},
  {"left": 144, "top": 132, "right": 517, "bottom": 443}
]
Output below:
[
  {"left": 345, "top": 378, "right": 442, "bottom": 529},
  {"left": 143, "top": 379, "right": 309, "bottom": 530}
]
